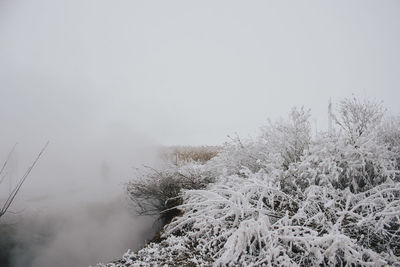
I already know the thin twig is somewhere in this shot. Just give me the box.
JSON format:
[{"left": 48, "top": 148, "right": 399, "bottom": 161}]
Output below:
[
  {"left": 0, "top": 143, "right": 18, "bottom": 183},
  {"left": 0, "top": 142, "right": 49, "bottom": 218}
]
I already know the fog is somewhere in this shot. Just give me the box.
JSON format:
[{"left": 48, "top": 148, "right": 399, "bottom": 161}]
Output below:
[
  {"left": 0, "top": 126, "right": 160, "bottom": 267},
  {"left": 1, "top": 0, "right": 399, "bottom": 145},
  {"left": 0, "top": 0, "right": 399, "bottom": 266},
  {"left": 7, "top": 195, "right": 155, "bottom": 267}
]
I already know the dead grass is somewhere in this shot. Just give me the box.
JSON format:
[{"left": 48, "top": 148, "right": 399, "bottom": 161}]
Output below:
[{"left": 158, "top": 145, "right": 221, "bottom": 165}]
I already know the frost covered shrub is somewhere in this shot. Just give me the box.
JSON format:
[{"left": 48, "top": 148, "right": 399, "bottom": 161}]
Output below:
[
  {"left": 288, "top": 131, "right": 397, "bottom": 194},
  {"left": 325, "top": 99, "right": 396, "bottom": 192},
  {"left": 158, "top": 99, "right": 400, "bottom": 266},
  {"left": 284, "top": 99, "right": 397, "bottom": 194},
  {"left": 97, "top": 234, "right": 213, "bottom": 267},
  {"left": 379, "top": 116, "right": 400, "bottom": 173},
  {"left": 127, "top": 162, "right": 215, "bottom": 224},
  {"left": 210, "top": 136, "right": 266, "bottom": 176},
  {"left": 333, "top": 97, "right": 384, "bottom": 144},
  {"left": 260, "top": 107, "right": 311, "bottom": 170},
  {"left": 163, "top": 174, "right": 399, "bottom": 266},
  {"left": 105, "top": 97, "right": 399, "bottom": 267},
  {"left": 211, "top": 107, "right": 311, "bottom": 182}
]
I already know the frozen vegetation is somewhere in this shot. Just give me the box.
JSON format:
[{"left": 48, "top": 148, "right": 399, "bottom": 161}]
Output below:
[{"left": 98, "top": 97, "right": 400, "bottom": 266}]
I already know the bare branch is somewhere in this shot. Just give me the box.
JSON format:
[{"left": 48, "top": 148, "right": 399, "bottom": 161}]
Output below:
[
  {"left": 0, "top": 142, "right": 49, "bottom": 218},
  {"left": 0, "top": 143, "right": 18, "bottom": 184}
]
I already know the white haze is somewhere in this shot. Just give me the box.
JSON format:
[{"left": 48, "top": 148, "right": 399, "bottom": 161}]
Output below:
[
  {"left": 0, "top": 126, "right": 160, "bottom": 267},
  {"left": 1, "top": 0, "right": 399, "bottom": 146},
  {"left": 0, "top": 0, "right": 399, "bottom": 267}
]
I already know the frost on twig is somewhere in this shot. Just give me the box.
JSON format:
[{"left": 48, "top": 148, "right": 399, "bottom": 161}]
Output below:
[{"left": 104, "top": 98, "right": 399, "bottom": 267}]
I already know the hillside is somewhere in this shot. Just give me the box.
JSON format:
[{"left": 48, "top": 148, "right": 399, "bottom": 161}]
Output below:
[{"left": 97, "top": 98, "right": 400, "bottom": 266}]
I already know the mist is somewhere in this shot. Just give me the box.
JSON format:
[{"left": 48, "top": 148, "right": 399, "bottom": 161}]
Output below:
[
  {"left": 0, "top": 123, "right": 161, "bottom": 267},
  {"left": 1, "top": 0, "right": 399, "bottom": 266},
  {"left": 0, "top": 1, "right": 167, "bottom": 265},
  {"left": 1, "top": 0, "right": 399, "bottom": 146}
]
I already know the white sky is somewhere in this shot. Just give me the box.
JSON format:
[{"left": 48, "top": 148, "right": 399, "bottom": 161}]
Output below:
[{"left": 1, "top": 0, "right": 399, "bottom": 145}]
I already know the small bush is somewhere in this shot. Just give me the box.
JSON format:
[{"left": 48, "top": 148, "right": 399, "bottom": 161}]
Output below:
[
  {"left": 112, "top": 97, "right": 400, "bottom": 267},
  {"left": 160, "top": 97, "right": 400, "bottom": 265},
  {"left": 127, "top": 163, "right": 215, "bottom": 225}
]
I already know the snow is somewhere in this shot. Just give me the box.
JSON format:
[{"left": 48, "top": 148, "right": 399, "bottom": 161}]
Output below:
[{"left": 96, "top": 100, "right": 400, "bottom": 266}]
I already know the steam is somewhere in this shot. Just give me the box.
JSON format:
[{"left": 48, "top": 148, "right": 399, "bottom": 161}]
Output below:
[
  {"left": 1, "top": 0, "right": 399, "bottom": 266},
  {"left": 0, "top": 1, "right": 164, "bottom": 265},
  {"left": 9, "top": 195, "right": 155, "bottom": 267},
  {"left": 0, "top": 124, "right": 161, "bottom": 267}
]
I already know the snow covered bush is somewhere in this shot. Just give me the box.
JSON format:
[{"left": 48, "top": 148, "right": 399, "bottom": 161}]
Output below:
[
  {"left": 159, "top": 98, "right": 399, "bottom": 266},
  {"left": 283, "top": 99, "right": 397, "bottom": 194},
  {"left": 127, "top": 162, "right": 215, "bottom": 224},
  {"left": 164, "top": 176, "right": 399, "bottom": 266},
  {"left": 211, "top": 107, "right": 311, "bottom": 180},
  {"left": 332, "top": 97, "right": 384, "bottom": 144},
  {"left": 100, "top": 97, "right": 399, "bottom": 267},
  {"left": 379, "top": 115, "right": 400, "bottom": 173},
  {"left": 260, "top": 107, "right": 311, "bottom": 170},
  {"left": 297, "top": 132, "right": 396, "bottom": 193}
]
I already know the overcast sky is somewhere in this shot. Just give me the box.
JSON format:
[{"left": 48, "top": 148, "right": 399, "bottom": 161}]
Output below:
[{"left": 1, "top": 0, "right": 399, "bottom": 146}]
